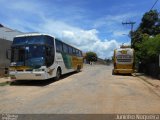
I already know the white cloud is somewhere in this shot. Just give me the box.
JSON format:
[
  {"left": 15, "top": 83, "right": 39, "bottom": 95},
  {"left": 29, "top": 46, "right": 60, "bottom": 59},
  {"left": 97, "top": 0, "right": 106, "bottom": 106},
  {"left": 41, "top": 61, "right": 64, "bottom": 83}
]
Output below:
[
  {"left": 0, "top": 0, "right": 122, "bottom": 59},
  {"left": 93, "top": 13, "right": 140, "bottom": 39},
  {"left": 94, "top": 13, "right": 138, "bottom": 28},
  {"left": 91, "top": 39, "right": 120, "bottom": 58},
  {"left": 112, "top": 31, "right": 129, "bottom": 37},
  {"left": 28, "top": 19, "right": 121, "bottom": 59},
  {"left": 62, "top": 29, "right": 99, "bottom": 46},
  {"left": 62, "top": 30, "right": 120, "bottom": 58}
]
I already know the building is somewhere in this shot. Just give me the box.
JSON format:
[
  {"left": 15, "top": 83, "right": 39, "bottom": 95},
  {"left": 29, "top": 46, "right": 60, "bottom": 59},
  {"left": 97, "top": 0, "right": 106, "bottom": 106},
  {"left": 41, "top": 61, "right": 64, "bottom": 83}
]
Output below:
[
  {"left": 0, "top": 24, "right": 23, "bottom": 76},
  {"left": 0, "top": 24, "right": 23, "bottom": 41},
  {"left": 96, "top": 58, "right": 106, "bottom": 65}
]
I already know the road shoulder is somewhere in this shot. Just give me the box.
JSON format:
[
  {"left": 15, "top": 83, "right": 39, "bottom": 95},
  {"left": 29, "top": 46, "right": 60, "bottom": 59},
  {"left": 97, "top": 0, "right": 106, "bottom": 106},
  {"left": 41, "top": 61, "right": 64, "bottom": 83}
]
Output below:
[
  {"left": 135, "top": 73, "right": 160, "bottom": 97},
  {"left": 0, "top": 77, "right": 11, "bottom": 86}
]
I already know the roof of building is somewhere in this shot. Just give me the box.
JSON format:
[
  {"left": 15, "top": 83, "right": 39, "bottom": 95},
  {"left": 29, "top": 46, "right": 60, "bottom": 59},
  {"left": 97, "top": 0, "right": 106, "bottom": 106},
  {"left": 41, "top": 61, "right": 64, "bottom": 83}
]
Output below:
[
  {"left": 0, "top": 24, "right": 3, "bottom": 27},
  {"left": 0, "top": 24, "right": 23, "bottom": 41}
]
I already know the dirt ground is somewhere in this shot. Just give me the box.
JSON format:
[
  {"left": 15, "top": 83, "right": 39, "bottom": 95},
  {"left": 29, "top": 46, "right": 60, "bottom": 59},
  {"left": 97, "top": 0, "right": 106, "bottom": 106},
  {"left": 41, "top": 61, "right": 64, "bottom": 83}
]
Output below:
[{"left": 0, "top": 64, "right": 160, "bottom": 114}]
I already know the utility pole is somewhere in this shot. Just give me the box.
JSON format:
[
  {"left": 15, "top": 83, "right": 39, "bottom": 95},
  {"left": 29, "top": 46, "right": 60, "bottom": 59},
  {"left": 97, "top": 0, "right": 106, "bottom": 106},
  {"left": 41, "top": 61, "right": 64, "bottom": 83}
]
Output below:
[
  {"left": 122, "top": 22, "right": 136, "bottom": 32},
  {"left": 122, "top": 21, "right": 136, "bottom": 47}
]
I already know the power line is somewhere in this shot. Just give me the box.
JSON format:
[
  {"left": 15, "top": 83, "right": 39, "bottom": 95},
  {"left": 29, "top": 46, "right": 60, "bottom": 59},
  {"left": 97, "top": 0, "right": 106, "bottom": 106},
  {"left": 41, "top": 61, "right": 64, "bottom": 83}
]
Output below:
[{"left": 150, "top": 0, "right": 159, "bottom": 11}]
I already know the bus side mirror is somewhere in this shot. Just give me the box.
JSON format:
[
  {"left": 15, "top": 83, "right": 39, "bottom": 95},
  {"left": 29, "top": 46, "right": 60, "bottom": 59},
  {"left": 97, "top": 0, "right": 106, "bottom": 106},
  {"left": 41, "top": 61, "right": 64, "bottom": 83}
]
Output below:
[{"left": 6, "top": 49, "right": 11, "bottom": 60}]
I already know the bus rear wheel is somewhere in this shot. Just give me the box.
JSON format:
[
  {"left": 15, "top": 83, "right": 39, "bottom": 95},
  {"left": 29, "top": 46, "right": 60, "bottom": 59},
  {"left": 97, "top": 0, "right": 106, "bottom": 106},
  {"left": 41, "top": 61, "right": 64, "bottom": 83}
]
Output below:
[
  {"left": 76, "top": 65, "right": 81, "bottom": 72},
  {"left": 112, "top": 69, "right": 115, "bottom": 75},
  {"left": 55, "top": 68, "right": 61, "bottom": 80}
]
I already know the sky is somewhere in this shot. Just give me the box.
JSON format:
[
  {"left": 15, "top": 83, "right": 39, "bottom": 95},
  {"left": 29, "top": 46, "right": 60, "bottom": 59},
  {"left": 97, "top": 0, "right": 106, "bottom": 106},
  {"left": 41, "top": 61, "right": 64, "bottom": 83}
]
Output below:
[{"left": 0, "top": 0, "right": 160, "bottom": 59}]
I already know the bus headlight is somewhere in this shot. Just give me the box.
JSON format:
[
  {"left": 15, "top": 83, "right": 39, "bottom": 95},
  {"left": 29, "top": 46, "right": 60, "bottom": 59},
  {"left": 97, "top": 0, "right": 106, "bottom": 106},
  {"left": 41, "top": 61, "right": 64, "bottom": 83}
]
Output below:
[{"left": 34, "top": 69, "right": 45, "bottom": 72}]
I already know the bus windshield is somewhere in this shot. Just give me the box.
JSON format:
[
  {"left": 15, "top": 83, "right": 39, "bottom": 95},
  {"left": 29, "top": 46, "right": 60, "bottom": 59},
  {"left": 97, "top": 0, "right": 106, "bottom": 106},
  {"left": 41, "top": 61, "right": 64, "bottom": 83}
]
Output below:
[
  {"left": 11, "top": 45, "right": 46, "bottom": 68},
  {"left": 13, "top": 36, "right": 45, "bottom": 45},
  {"left": 11, "top": 35, "right": 54, "bottom": 68},
  {"left": 13, "top": 36, "right": 54, "bottom": 45},
  {"left": 26, "top": 45, "right": 46, "bottom": 68}
]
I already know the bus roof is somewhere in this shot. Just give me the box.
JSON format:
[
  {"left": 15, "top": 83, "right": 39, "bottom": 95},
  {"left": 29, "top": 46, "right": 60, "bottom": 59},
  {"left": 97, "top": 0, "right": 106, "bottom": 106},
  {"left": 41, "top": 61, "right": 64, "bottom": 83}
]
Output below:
[
  {"left": 115, "top": 48, "right": 134, "bottom": 52},
  {"left": 15, "top": 33, "right": 82, "bottom": 52},
  {"left": 55, "top": 38, "right": 82, "bottom": 52},
  {"left": 15, "top": 33, "right": 55, "bottom": 38}
]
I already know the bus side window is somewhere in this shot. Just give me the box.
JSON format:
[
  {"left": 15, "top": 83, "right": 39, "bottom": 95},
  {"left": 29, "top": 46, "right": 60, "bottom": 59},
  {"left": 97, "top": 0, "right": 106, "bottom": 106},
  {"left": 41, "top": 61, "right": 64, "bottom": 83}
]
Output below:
[
  {"left": 76, "top": 49, "right": 79, "bottom": 56},
  {"left": 63, "top": 44, "right": 69, "bottom": 54},
  {"left": 69, "top": 46, "right": 73, "bottom": 55},
  {"left": 46, "top": 47, "right": 54, "bottom": 67},
  {"left": 72, "top": 48, "right": 76, "bottom": 55},
  {"left": 78, "top": 51, "right": 82, "bottom": 57},
  {"left": 55, "top": 40, "right": 63, "bottom": 52},
  {"left": 80, "top": 51, "right": 82, "bottom": 57}
]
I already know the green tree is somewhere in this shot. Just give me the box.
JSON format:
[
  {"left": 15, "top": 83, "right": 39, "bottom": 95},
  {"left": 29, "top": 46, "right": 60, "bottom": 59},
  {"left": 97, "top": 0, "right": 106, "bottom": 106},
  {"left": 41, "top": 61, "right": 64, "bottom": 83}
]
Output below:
[
  {"left": 131, "top": 10, "right": 160, "bottom": 48},
  {"left": 139, "top": 10, "right": 159, "bottom": 35},
  {"left": 135, "top": 34, "right": 160, "bottom": 72},
  {"left": 138, "top": 34, "right": 160, "bottom": 61},
  {"left": 86, "top": 52, "right": 98, "bottom": 63},
  {"left": 131, "top": 30, "right": 143, "bottom": 48},
  {"left": 104, "top": 58, "right": 112, "bottom": 65},
  {"left": 131, "top": 10, "right": 160, "bottom": 74}
]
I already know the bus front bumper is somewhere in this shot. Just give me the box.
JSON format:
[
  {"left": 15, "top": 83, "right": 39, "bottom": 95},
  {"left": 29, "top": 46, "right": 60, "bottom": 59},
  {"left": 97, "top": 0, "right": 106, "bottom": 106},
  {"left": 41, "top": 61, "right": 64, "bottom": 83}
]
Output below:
[
  {"left": 113, "top": 69, "right": 134, "bottom": 74},
  {"left": 9, "top": 71, "right": 48, "bottom": 80}
]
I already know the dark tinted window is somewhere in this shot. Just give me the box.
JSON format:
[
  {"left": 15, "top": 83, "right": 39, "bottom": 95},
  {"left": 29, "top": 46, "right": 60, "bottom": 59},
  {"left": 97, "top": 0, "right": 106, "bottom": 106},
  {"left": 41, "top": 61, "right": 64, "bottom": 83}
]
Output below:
[
  {"left": 76, "top": 49, "right": 79, "bottom": 56},
  {"left": 69, "top": 46, "right": 73, "bottom": 54},
  {"left": 55, "top": 40, "right": 63, "bottom": 52},
  {"left": 13, "top": 35, "right": 54, "bottom": 46},
  {"left": 45, "top": 36, "right": 54, "bottom": 45},
  {"left": 73, "top": 48, "right": 76, "bottom": 55},
  {"left": 63, "top": 44, "right": 69, "bottom": 53},
  {"left": 46, "top": 46, "right": 54, "bottom": 67},
  {"left": 79, "top": 51, "right": 82, "bottom": 57},
  {"left": 13, "top": 36, "right": 45, "bottom": 45}
]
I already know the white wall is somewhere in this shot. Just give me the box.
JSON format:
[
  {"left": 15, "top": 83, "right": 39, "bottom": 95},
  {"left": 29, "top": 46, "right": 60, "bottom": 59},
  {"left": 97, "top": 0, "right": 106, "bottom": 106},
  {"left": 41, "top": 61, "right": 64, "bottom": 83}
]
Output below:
[{"left": 0, "top": 27, "right": 23, "bottom": 41}]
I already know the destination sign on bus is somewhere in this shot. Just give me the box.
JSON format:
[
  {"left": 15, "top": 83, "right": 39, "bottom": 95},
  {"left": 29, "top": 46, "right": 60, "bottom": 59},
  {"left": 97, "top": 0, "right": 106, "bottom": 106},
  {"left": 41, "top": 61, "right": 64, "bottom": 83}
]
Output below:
[{"left": 116, "top": 55, "right": 131, "bottom": 59}]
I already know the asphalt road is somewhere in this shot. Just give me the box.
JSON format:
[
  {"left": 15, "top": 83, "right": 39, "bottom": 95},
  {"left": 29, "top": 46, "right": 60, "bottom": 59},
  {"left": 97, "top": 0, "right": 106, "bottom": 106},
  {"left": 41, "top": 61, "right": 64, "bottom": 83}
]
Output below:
[{"left": 0, "top": 64, "right": 160, "bottom": 114}]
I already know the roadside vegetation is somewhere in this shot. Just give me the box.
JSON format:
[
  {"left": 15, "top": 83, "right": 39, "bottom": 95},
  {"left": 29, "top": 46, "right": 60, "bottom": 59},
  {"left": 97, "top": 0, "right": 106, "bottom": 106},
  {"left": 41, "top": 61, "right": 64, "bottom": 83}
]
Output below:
[
  {"left": 0, "top": 81, "right": 11, "bottom": 86},
  {"left": 85, "top": 51, "right": 98, "bottom": 63},
  {"left": 131, "top": 10, "right": 160, "bottom": 77}
]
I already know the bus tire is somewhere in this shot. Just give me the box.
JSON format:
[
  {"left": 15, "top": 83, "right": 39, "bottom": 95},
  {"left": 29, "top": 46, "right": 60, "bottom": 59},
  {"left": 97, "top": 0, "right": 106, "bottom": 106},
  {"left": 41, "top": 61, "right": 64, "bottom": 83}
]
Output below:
[
  {"left": 112, "top": 69, "right": 115, "bottom": 75},
  {"left": 55, "top": 67, "right": 61, "bottom": 80},
  {"left": 76, "top": 65, "right": 81, "bottom": 73}
]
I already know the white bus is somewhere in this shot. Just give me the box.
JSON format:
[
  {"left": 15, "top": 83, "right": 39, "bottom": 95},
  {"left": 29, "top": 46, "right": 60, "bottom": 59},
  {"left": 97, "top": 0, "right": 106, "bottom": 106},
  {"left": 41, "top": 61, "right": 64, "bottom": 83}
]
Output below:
[{"left": 8, "top": 33, "right": 83, "bottom": 81}]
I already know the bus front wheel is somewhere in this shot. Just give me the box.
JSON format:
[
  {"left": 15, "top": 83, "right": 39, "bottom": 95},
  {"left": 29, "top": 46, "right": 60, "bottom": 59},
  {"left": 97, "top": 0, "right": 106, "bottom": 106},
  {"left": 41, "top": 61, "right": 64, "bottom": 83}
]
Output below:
[{"left": 55, "top": 68, "right": 61, "bottom": 80}]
